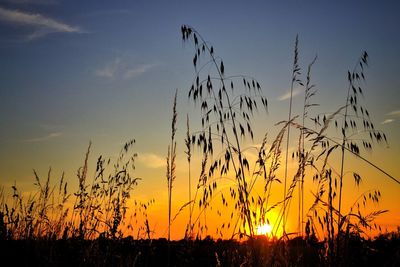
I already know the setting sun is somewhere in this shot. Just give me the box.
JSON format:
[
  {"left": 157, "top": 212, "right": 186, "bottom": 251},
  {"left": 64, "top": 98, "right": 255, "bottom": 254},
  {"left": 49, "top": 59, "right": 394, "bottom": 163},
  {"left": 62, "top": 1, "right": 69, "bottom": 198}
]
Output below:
[{"left": 256, "top": 222, "right": 273, "bottom": 236}]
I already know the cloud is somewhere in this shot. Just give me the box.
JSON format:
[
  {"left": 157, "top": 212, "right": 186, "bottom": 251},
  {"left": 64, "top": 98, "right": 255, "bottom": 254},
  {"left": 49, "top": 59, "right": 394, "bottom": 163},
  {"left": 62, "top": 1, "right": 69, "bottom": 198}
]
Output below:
[
  {"left": 123, "top": 64, "right": 156, "bottom": 79},
  {"left": 95, "top": 57, "right": 121, "bottom": 78},
  {"left": 137, "top": 153, "right": 165, "bottom": 169},
  {"left": 23, "top": 132, "right": 62, "bottom": 142},
  {"left": 386, "top": 110, "right": 400, "bottom": 117},
  {"left": 95, "top": 57, "right": 156, "bottom": 80},
  {"left": 277, "top": 87, "right": 302, "bottom": 101},
  {"left": 381, "top": 119, "right": 394, "bottom": 125},
  {"left": 0, "top": 6, "right": 81, "bottom": 39},
  {"left": 381, "top": 109, "right": 400, "bottom": 124}
]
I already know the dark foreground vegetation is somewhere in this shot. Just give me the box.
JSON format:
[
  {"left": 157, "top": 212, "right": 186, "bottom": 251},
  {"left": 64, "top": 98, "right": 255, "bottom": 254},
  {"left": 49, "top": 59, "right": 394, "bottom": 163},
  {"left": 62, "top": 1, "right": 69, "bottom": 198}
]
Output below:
[{"left": 1, "top": 233, "right": 400, "bottom": 267}]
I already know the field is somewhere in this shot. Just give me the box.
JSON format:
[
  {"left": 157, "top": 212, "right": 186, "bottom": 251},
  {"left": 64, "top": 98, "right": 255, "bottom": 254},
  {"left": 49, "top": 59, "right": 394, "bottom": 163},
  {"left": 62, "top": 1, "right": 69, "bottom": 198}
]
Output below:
[
  {"left": 1, "top": 235, "right": 400, "bottom": 266},
  {"left": 1, "top": 10, "right": 400, "bottom": 267}
]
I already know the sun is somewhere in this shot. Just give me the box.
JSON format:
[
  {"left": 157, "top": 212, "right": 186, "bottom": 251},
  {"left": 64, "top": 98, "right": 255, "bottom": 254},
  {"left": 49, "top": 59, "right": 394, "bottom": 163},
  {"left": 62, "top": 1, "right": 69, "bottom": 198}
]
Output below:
[{"left": 256, "top": 222, "right": 273, "bottom": 236}]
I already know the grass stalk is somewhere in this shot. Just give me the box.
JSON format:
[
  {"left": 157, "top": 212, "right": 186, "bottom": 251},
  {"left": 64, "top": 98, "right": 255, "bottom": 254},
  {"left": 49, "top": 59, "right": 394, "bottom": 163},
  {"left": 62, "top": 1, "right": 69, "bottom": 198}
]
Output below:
[
  {"left": 166, "top": 89, "right": 178, "bottom": 266},
  {"left": 283, "top": 35, "right": 301, "bottom": 234}
]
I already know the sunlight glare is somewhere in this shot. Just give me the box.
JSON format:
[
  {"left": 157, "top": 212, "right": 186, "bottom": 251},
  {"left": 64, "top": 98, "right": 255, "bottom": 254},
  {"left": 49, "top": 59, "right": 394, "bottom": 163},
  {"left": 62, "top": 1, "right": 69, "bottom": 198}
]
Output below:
[{"left": 256, "top": 222, "right": 272, "bottom": 236}]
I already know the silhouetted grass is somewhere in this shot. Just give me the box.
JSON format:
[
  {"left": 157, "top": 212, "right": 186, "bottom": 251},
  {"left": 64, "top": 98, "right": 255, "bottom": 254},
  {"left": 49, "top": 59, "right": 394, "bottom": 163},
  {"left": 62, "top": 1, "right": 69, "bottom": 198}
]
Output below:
[{"left": 0, "top": 25, "right": 399, "bottom": 267}]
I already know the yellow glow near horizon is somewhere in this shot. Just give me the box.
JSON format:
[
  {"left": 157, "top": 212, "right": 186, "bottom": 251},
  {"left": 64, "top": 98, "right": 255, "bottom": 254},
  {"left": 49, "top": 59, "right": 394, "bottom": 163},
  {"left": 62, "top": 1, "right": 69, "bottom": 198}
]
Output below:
[{"left": 256, "top": 222, "right": 273, "bottom": 236}]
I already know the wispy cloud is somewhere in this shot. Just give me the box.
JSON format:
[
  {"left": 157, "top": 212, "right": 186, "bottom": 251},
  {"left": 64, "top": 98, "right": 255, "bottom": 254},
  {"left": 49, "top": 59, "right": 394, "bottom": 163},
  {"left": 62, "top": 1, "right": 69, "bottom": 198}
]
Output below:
[
  {"left": 381, "top": 109, "right": 400, "bottom": 124},
  {"left": 277, "top": 87, "right": 302, "bottom": 101},
  {"left": 137, "top": 153, "right": 165, "bottom": 169},
  {"left": 0, "top": 6, "right": 81, "bottom": 39},
  {"left": 386, "top": 110, "right": 400, "bottom": 117},
  {"left": 95, "top": 57, "right": 121, "bottom": 78},
  {"left": 95, "top": 57, "right": 157, "bottom": 80},
  {"left": 381, "top": 119, "right": 394, "bottom": 125},
  {"left": 23, "top": 132, "right": 62, "bottom": 142},
  {"left": 123, "top": 64, "right": 156, "bottom": 79}
]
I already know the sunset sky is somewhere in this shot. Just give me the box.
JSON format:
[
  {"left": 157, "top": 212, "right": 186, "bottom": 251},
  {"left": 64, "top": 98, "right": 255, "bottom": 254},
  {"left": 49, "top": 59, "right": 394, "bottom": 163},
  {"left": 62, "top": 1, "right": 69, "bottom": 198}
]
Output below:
[{"left": 0, "top": 0, "right": 399, "bottom": 239}]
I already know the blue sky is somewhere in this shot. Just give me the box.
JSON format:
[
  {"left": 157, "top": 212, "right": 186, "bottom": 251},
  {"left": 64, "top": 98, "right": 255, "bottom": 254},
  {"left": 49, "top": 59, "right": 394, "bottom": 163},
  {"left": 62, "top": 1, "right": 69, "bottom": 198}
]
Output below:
[{"left": 0, "top": 0, "right": 399, "bottom": 237}]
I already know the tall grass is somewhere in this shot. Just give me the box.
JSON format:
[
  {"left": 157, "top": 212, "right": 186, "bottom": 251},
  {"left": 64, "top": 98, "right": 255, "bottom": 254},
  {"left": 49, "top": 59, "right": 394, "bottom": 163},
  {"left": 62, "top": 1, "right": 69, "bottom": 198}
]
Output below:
[
  {"left": 166, "top": 89, "right": 178, "bottom": 267},
  {"left": 167, "top": 89, "right": 178, "bottom": 243},
  {"left": 181, "top": 25, "right": 269, "bottom": 240},
  {"left": 298, "top": 54, "right": 318, "bottom": 236},
  {"left": 179, "top": 25, "right": 397, "bottom": 265},
  {"left": 283, "top": 34, "right": 301, "bottom": 234},
  {"left": 0, "top": 140, "right": 142, "bottom": 240},
  {"left": 0, "top": 24, "right": 399, "bottom": 267},
  {"left": 185, "top": 114, "right": 194, "bottom": 238}
]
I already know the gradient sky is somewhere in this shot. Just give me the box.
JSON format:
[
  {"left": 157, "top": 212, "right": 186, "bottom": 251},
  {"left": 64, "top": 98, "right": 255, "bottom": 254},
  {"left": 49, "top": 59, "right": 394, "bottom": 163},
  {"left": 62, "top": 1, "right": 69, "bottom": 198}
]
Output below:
[{"left": 0, "top": 0, "right": 399, "bottom": 239}]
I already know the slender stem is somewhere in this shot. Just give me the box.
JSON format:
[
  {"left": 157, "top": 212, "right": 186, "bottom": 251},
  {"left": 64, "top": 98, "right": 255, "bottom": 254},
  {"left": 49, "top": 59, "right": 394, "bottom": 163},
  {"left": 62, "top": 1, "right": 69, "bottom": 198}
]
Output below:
[
  {"left": 283, "top": 35, "right": 298, "bottom": 234},
  {"left": 300, "top": 55, "right": 317, "bottom": 236},
  {"left": 188, "top": 160, "right": 192, "bottom": 235},
  {"left": 337, "top": 54, "right": 367, "bottom": 261},
  {"left": 283, "top": 89, "right": 293, "bottom": 234},
  {"left": 338, "top": 92, "right": 350, "bottom": 233},
  {"left": 186, "top": 115, "right": 193, "bottom": 237},
  {"left": 167, "top": 90, "right": 177, "bottom": 266}
]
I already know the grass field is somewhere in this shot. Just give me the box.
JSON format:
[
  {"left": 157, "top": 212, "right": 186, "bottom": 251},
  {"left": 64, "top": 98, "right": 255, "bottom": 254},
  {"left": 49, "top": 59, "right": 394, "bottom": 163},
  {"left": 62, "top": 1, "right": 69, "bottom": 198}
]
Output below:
[{"left": 1, "top": 24, "right": 399, "bottom": 267}]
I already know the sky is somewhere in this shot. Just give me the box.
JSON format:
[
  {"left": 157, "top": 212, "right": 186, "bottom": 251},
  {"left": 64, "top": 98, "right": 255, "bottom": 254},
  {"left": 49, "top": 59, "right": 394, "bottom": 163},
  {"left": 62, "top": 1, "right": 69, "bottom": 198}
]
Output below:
[{"left": 0, "top": 0, "right": 399, "bottom": 239}]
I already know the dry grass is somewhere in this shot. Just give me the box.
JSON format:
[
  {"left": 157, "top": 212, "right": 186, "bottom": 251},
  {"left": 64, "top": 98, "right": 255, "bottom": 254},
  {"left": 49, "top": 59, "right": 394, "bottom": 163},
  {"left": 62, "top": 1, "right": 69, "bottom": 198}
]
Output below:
[
  {"left": 0, "top": 139, "right": 141, "bottom": 241},
  {"left": 179, "top": 25, "right": 396, "bottom": 266},
  {"left": 0, "top": 25, "right": 398, "bottom": 267}
]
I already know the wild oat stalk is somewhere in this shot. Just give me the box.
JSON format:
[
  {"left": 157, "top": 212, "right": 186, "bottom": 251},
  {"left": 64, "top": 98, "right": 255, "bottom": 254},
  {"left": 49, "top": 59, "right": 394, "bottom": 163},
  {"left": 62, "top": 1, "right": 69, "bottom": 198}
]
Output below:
[
  {"left": 166, "top": 89, "right": 178, "bottom": 267},
  {"left": 338, "top": 52, "right": 368, "bottom": 230},
  {"left": 74, "top": 141, "right": 91, "bottom": 239},
  {"left": 298, "top": 55, "right": 318, "bottom": 235},
  {"left": 185, "top": 114, "right": 193, "bottom": 238},
  {"left": 289, "top": 50, "right": 394, "bottom": 263},
  {"left": 334, "top": 51, "right": 389, "bottom": 261},
  {"left": 282, "top": 35, "right": 302, "bottom": 234},
  {"left": 69, "top": 140, "right": 139, "bottom": 239},
  {"left": 181, "top": 25, "right": 268, "bottom": 239},
  {"left": 0, "top": 140, "right": 141, "bottom": 241},
  {"left": 0, "top": 169, "right": 70, "bottom": 240},
  {"left": 167, "top": 89, "right": 177, "bottom": 242}
]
